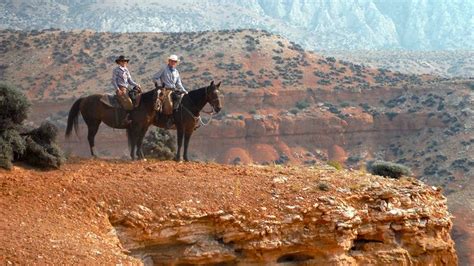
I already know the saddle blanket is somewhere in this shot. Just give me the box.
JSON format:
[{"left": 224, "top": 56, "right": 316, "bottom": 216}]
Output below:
[{"left": 100, "top": 93, "right": 121, "bottom": 108}]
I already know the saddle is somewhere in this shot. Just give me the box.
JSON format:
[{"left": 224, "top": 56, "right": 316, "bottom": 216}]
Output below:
[
  {"left": 100, "top": 93, "right": 122, "bottom": 108},
  {"left": 100, "top": 87, "right": 141, "bottom": 111}
]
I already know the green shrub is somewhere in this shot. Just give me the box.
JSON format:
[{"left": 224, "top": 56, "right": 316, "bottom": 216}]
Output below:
[
  {"left": 0, "top": 129, "right": 26, "bottom": 169},
  {"left": 0, "top": 83, "right": 30, "bottom": 128},
  {"left": 318, "top": 182, "right": 330, "bottom": 191},
  {"left": 340, "top": 101, "right": 350, "bottom": 108},
  {"left": 295, "top": 100, "right": 310, "bottom": 110},
  {"left": 20, "top": 122, "right": 64, "bottom": 169},
  {"left": 0, "top": 83, "right": 29, "bottom": 169},
  {"left": 0, "top": 84, "right": 63, "bottom": 169},
  {"left": 289, "top": 108, "right": 299, "bottom": 115},
  {"left": 347, "top": 154, "right": 361, "bottom": 164},
  {"left": 327, "top": 160, "right": 343, "bottom": 170},
  {"left": 26, "top": 121, "right": 58, "bottom": 144},
  {"left": 367, "top": 160, "right": 412, "bottom": 179},
  {"left": 142, "top": 128, "right": 176, "bottom": 160},
  {"left": 23, "top": 137, "right": 63, "bottom": 169},
  {"left": 385, "top": 112, "right": 399, "bottom": 121}
]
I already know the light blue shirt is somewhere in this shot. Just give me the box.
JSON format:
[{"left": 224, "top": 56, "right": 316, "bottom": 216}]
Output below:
[
  {"left": 111, "top": 66, "right": 138, "bottom": 90},
  {"left": 153, "top": 65, "right": 187, "bottom": 93}
]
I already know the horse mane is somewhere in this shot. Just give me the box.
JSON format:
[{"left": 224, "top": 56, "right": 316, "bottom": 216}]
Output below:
[
  {"left": 140, "top": 88, "right": 159, "bottom": 104},
  {"left": 187, "top": 85, "right": 207, "bottom": 103}
]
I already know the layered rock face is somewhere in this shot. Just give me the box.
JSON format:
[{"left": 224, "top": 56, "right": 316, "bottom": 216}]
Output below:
[
  {"left": 109, "top": 172, "right": 456, "bottom": 265},
  {"left": 190, "top": 82, "right": 469, "bottom": 174}
]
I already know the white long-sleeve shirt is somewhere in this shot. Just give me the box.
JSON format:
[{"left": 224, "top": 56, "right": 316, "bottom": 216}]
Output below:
[
  {"left": 111, "top": 66, "right": 138, "bottom": 90},
  {"left": 153, "top": 65, "right": 187, "bottom": 93}
]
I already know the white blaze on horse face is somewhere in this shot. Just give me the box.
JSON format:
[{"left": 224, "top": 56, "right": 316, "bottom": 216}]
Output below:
[{"left": 214, "top": 90, "right": 223, "bottom": 110}]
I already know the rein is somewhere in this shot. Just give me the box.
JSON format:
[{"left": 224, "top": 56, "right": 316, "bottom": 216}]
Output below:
[
  {"left": 179, "top": 85, "right": 220, "bottom": 127},
  {"left": 181, "top": 104, "right": 215, "bottom": 127}
]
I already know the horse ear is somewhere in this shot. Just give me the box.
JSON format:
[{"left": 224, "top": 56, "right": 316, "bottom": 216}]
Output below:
[
  {"left": 216, "top": 81, "right": 221, "bottom": 88},
  {"left": 210, "top": 80, "right": 214, "bottom": 86}
]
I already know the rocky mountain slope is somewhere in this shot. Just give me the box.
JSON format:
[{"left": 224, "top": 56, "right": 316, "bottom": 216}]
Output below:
[
  {"left": 1, "top": 28, "right": 472, "bottom": 264},
  {"left": 1, "top": 29, "right": 471, "bottom": 186},
  {"left": 1, "top": 0, "right": 473, "bottom": 51},
  {"left": 322, "top": 50, "right": 474, "bottom": 78},
  {"left": 0, "top": 159, "right": 458, "bottom": 264}
]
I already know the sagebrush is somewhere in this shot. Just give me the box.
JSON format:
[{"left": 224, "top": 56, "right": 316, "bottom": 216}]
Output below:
[
  {"left": 142, "top": 128, "right": 176, "bottom": 160},
  {"left": 367, "top": 160, "right": 412, "bottom": 179},
  {"left": 0, "top": 83, "right": 64, "bottom": 169}
]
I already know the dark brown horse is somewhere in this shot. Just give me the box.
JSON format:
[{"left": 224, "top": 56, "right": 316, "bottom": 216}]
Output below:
[
  {"left": 153, "top": 81, "right": 222, "bottom": 161},
  {"left": 65, "top": 89, "right": 159, "bottom": 160}
]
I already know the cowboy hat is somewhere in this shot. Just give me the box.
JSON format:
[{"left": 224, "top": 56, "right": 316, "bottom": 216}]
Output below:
[
  {"left": 168, "top": 54, "right": 180, "bottom": 62},
  {"left": 115, "top": 55, "right": 130, "bottom": 64}
]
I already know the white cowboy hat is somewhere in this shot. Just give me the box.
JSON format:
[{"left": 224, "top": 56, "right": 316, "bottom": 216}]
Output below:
[{"left": 168, "top": 54, "right": 180, "bottom": 62}]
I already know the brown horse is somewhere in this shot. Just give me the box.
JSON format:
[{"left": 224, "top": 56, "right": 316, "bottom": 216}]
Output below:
[
  {"left": 65, "top": 89, "right": 159, "bottom": 160},
  {"left": 153, "top": 81, "right": 222, "bottom": 161}
]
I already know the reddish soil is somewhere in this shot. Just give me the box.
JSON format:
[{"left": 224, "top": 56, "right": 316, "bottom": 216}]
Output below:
[
  {"left": 0, "top": 158, "right": 466, "bottom": 264},
  {"left": 0, "top": 158, "right": 366, "bottom": 264}
]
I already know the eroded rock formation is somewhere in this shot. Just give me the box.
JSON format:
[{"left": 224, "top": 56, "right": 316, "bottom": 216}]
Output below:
[
  {"left": 0, "top": 160, "right": 458, "bottom": 264},
  {"left": 109, "top": 171, "right": 456, "bottom": 265}
]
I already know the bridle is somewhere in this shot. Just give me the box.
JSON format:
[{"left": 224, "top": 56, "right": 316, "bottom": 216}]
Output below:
[
  {"left": 181, "top": 85, "right": 222, "bottom": 127},
  {"left": 204, "top": 85, "right": 221, "bottom": 114}
]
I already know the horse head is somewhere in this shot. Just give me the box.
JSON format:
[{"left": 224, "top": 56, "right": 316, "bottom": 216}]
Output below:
[{"left": 206, "top": 80, "right": 223, "bottom": 113}]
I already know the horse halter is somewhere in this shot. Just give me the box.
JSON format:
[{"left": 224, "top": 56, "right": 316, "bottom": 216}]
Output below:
[{"left": 205, "top": 85, "right": 222, "bottom": 113}]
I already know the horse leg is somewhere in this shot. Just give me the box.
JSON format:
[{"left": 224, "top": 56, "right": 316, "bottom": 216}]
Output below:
[
  {"left": 175, "top": 126, "right": 184, "bottom": 162},
  {"left": 85, "top": 119, "right": 101, "bottom": 157},
  {"left": 128, "top": 126, "right": 138, "bottom": 160},
  {"left": 136, "top": 127, "right": 148, "bottom": 160},
  {"left": 130, "top": 141, "right": 136, "bottom": 160},
  {"left": 183, "top": 130, "right": 193, "bottom": 162}
]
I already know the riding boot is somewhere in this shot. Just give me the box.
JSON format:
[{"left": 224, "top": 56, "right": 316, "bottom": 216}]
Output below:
[{"left": 174, "top": 94, "right": 183, "bottom": 110}]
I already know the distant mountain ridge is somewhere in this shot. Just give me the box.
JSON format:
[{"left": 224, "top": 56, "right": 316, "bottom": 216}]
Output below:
[{"left": 1, "top": 0, "right": 473, "bottom": 50}]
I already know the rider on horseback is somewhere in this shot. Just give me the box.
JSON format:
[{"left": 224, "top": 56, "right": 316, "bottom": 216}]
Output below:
[
  {"left": 153, "top": 54, "right": 188, "bottom": 128},
  {"left": 112, "top": 55, "right": 141, "bottom": 126}
]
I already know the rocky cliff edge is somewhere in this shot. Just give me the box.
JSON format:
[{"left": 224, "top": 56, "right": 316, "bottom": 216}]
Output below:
[{"left": 0, "top": 159, "right": 457, "bottom": 265}]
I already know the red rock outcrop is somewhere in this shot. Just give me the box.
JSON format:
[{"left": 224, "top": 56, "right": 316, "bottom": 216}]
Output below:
[
  {"left": 328, "top": 144, "right": 348, "bottom": 163},
  {"left": 108, "top": 165, "right": 457, "bottom": 265}
]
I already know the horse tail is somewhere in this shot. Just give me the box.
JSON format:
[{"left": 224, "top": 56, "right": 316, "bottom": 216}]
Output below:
[{"left": 65, "top": 98, "right": 83, "bottom": 138}]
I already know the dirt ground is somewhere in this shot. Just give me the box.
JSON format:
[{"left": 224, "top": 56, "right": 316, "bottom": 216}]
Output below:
[
  {"left": 0, "top": 158, "right": 471, "bottom": 265},
  {"left": 0, "top": 158, "right": 353, "bottom": 264}
]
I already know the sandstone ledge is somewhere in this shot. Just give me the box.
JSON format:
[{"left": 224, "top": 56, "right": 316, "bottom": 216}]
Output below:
[
  {"left": 104, "top": 163, "right": 457, "bottom": 265},
  {"left": 0, "top": 160, "right": 457, "bottom": 264}
]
